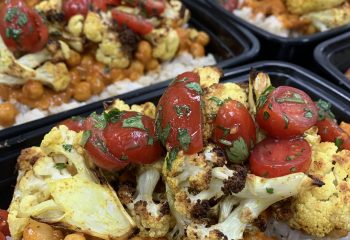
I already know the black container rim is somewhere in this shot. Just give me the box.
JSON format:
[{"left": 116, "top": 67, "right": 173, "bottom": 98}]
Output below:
[
  {"left": 0, "top": 0, "right": 260, "bottom": 142},
  {"left": 314, "top": 31, "right": 350, "bottom": 90},
  {"left": 206, "top": 0, "right": 350, "bottom": 44}
]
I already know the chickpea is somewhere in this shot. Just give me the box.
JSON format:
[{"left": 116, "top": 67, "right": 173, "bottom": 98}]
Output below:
[
  {"left": 67, "top": 50, "right": 82, "bottom": 67},
  {"left": 22, "top": 80, "right": 44, "bottom": 100},
  {"left": 87, "top": 73, "right": 105, "bottom": 95},
  {"left": 23, "top": 220, "right": 61, "bottom": 240},
  {"left": 128, "top": 71, "right": 141, "bottom": 81},
  {"left": 190, "top": 42, "right": 205, "bottom": 58},
  {"left": 176, "top": 28, "right": 189, "bottom": 51},
  {"left": 130, "top": 60, "right": 145, "bottom": 75},
  {"left": 73, "top": 81, "right": 92, "bottom": 101},
  {"left": 69, "top": 69, "right": 82, "bottom": 86},
  {"left": 64, "top": 233, "right": 86, "bottom": 240},
  {"left": 0, "top": 102, "right": 18, "bottom": 127},
  {"left": 81, "top": 55, "right": 95, "bottom": 67},
  {"left": 196, "top": 31, "right": 210, "bottom": 46},
  {"left": 145, "top": 58, "right": 160, "bottom": 71},
  {"left": 135, "top": 41, "right": 152, "bottom": 63},
  {"left": 110, "top": 68, "right": 126, "bottom": 82}
]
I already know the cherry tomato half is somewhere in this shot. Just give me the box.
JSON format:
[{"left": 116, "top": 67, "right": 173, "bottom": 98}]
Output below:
[
  {"left": 90, "top": 0, "right": 121, "bottom": 12},
  {"left": 256, "top": 86, "right": 318, "bottom": 139},
  {"left": 83, "top": 115, "right": 128, "bottom": 170},
  {"left": 0, "top": 232, "right": 5, "bottom": 240},
  {"left": 59, "top": 116, "right": 85, "bottom": 132},
  {"left": 111, "top": 10, "right": 153, "bottom": 35},
  {"left": 316, "top": 117, "right": 350, "bottom": 151},
  {"left": 0, "top": 0, "right": 48, "bottom": 53},
  {"left": 212, "top": 100, "right": 256, "bottom": 163},
  {"left": 156, "top": 72, "right": 203, "bottom": 154},
  {"left": 0, "top": 209, "right": 9, "bottom": 237},
  {"left": 124, "top": 0, "right": 165, "bottom": 17},
  {"left": 249, "top": 137, "right": 312, "bottom": 178},
  {"left": 62, "top": 0, "right": 89, "bottom": 20},
  {"left": 103, "top": 111, "right": 163, "bottom": 164}
]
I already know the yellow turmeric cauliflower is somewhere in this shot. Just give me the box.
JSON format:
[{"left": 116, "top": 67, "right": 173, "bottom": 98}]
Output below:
[
  {"left": 289, "top": 129, "right": 350, "bottom": 237},
  {"left": 83, "top": 12, "right": 107, "bottom": 43}
]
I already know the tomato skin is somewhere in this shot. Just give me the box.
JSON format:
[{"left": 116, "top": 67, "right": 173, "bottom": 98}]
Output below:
[
  {"left": 156, "top": 72, "right": 203, "bottom": 154},
  {"left": 59, "top": 117, "right": 85, "bottom": 132},
  {"left": 0, "top": 0, "right": 48, "bottom": 53},
  {"left": 90, "top": 0, "right": 121, "bottom": 12},
  {"left": 124, "top": 0, "right": 165, "bottom": 16},
  {"left": 249, "top": 137, "right": 312, "bottom": 178},
  {"left": 62, "top": 0, "right": 89, "bottom": 20},
  {"left": 83, "top": 116, "right": 128, "bottom": 171},
  {"left": 103, "top": 112, "right": 163, "bottom": 164},
  {"left": 213, "top": 100, "right": 256, "bottom": 150},
  {"left": 220, "top": 0, "right": 238, "bottom": 11},
  {"left": 111, "top": 10, "right": 153, "bottom": 35},
  {"left": 0, "top": 232, "right": 5, "bottom": 240},
  {"left": 256, "top": 86, "right": 318, "bottom": 139},
  {"left": 0, "top": 209, "right": 9, "bottom": 237},
  {"left": 316, "top": 117, "right": 350, "bottom": 151}
]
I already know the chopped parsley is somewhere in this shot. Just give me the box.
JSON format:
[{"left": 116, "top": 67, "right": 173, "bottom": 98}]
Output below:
[
  {"left": 219, "top": 139, "right": 232, "bottom": 146},
  {"left": 282, "top": 113, "right": 289, "bottom": 129},
  {"left": 225, "top": 137, "right": 249, "bottom": 164},
  {"left": 335, "top": 137, "right": 344, "bottom": 150},
  {"left": 276, "top": 93, "right": 305, "bottom": 104},
  {"left": 81, "top": 130, "right": 91, "bottom": 146},
  {"left": 17, "top": 13, "right": 28, "bottom": 26},
  {"left": 185, "top": 82, "right": 203, "bottom": 95},
  {"left": 157, "top": 121, "right": 171, "bottom": 146},
  {"left": 177, "top": 128, "right": 191, "bottom": 151},
  {"left": 286, "top": 155, "right": 294, "bottom": 161},
  {"left": 62, "top": 144, "right": 73, "bottom": 152},
  {"left": 174, "top": 105, "right": 191, "bottom": 117},
  {"left": 217, "top": 126, "right": 230, "bottom": 137},
  {"left": 55, "top": 163, "right": 67, "bottom": 170},
  {"left": 209, "top": 96, "right": 224, "bottom": 106},
  {"left": 147, "top": 135, "right": 154, "bottom": 145},
  {"left": 92, "top": 137, "right": 108, "bottom": 153},
  {"left": 91, "top": 112, "right": 107, "bottom": 129},
  {"left": 263, "top": 111, "right": 270, "bottom": 120},
  {"left": 166, "top": 147, "right": 179, "bottom": 170},
  {"left": 5, "top": 7, "right": 18, "bottom": 22},
  {"left": 6, "top": 27, "right": 22, "bottom": 40},
  {"left": 122, "top": 115, "right": 145, "bottom": 130},
  {"left": 256, "top": 85, "right": 275, "bottom": 109},
  {"left": 120, "top": 155, "right": 128, "bottom": 161},
  {"left": 266, "top": 187, "right": 274, "bottom": 194},
  {"left": 290, "top": 167, "right": 297, "bottom": 173},
  {"left": 104, "top": 108, "right": 124, "bottom": 123},
  {"left": 304, "top": 108, "right": 313, "bottom": 119},
  {"left": 316, "top": 99, "right": 335, "bottom": 121}
]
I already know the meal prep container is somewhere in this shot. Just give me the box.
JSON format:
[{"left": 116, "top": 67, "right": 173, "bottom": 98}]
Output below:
[
  {"left": 1, "top": 60, "right": 349, "bottom": 209},
  {"left": 0, "top": 0, "right": 259, "bottom": 143},
  {"left": 314, "top": 31, "right": 350, "bottom": 90},
  {"left": 205, "top": 0, "right": 350, "bottom": 66}
]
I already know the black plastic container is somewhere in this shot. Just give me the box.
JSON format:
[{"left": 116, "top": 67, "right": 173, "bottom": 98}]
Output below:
[
  {"left": 1, "top": 61, "right": 349, "bottom": 209},
  {"left": 314, "top": 31, "right": 350, "bottom": 90},
  {"left": 0, "top": 0, "right": 259, "bottom": 142},
  {"left": 205, "top": 0, "right": 350, "bottom": 66}
]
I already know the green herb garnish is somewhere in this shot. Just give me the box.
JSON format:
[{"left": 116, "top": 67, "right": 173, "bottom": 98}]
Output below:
[
  {"left": 266, "top": 188, "right": 274, "bottom": 194},
  {"left": 177, "top": 128, "right": 191, "bottom": 151},
  {"left": 225, "top": 137, "right": 249, "bottom": 164},
  {"left": 122, "top": 115, "right": 145, "bottom": 130},
  {"left": 62, "top": 144, "right": 73, "bottom": 152},
  {"left": 185, "top": 82, "right": 203, "bottom": 94}
]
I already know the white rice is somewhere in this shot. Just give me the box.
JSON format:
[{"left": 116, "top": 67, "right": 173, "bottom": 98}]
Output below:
[
  {"left": 266, "top": 219, "right": 350, "bottom": 240},
  {"left": 0, "top": 53, "right": 216, "bottom": 130}
]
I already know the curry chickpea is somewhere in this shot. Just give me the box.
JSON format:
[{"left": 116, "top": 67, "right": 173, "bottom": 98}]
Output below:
[
  {"left": 196, "top": 31, "right": 210, "bottom": 46},
  {"left": 64, "top": 233, "right": 86, "bottom": 240},
  {"left": 23, "top": 220, "right": 63, "bottom": 240},
  {"left": 146, "top": 59, "right": 160, "bottom": 71},
  {"left": 135, "top": 41, "right": 152, "bottom": 63},
  {"left": 190, "top": 42, "right": 205, "bottom": 57},
  {"left": 0, "top": 102, "right": 18, "bottom": 127},
  {"left": 73, "top": 82, "right": 92, "bottom": 101},
  {"left": 22, "top": 80, "right": 44, "bottom": 100},
  {"left": 87, "top": 73, "right": 105, "bottom": 95},
  {"left": 67, "top": 50, "right": 82, "bottom": 67}
]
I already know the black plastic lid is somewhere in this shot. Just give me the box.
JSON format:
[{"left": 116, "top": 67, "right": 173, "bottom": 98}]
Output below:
[
  {"left": 314, "top": 31, "right": 350, "bottom": 90},
  {"left": 1, "top": 60, "right": 349, "bottom": 208}
]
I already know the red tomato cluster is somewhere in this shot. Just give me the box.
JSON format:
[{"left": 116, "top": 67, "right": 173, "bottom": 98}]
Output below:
[
  {"left": 0, "top": 0, "right": 48, "bottom": 53},
  {"left": 0, "top": 209, "right": 9, "bottom": 239}
]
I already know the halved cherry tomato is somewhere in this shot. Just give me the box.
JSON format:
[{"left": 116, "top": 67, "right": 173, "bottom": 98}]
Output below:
[
  {"left": 103, "top": 111, "right": 163, "bottom": 164},
  {"left": 0, "top": 209, "right": 9, "bottom": 237},
  {"left": 156, "top": 72, "right": 203, "bottom": 154},
  {"left": 316, "top": 117, "right": 350, "bottom": 151},
  {"left": 249, "top": 137, "right": 312, "bottom": 178},
  {"left": 0, "top": 0, "right": 48, "bottom": 53},
  {"left": 63, "top": 0, "right": 89, "bottom": 20},
  {"left": 256, "top": 86, "right": 318, "bottom": 139},
  {"left": 59, "top": 116, "right": 85, "bottom": 132},
  {"left": 124, "top": 0, "right": 165, "bottom": 17},
  {"left": 90, "top": 0, "right": 121, "bottom": 12},
  {"left": 219, "top": 0, "right": 238, "bottom": 11},
  {"left": 0, "top": 232, "right": 5, "bottom": 240},
  {"left": 212, "top": 100, "right": 256, "bottom": 163},
  {"left": 83, "top": 115, "right": 128, "bottom": 170},
  {"left": 111, "top": 10, "right": 153, "bottom": 35}
]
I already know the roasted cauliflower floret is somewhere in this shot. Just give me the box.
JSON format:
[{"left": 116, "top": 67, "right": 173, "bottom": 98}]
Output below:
[
  {"left": 67, "top": 14, "right": 84, "bottom": 37},
  {"left": 303, "top": 4, "right": 350, "bottom": 31},
  {"left": 194, "top": 66, "right": 222, "bottom": 89},
  {"left": 118, "top": 163, "right": 173, "bottom": 238},
  {"left": 34, "top": 62, "right": 70, "bottom": 91},
  {"left": 34, "top": 0, "right": 63, "bottom": 17},
  {"left": 146, "top": 28, "right": 180, "bottom": 61},
  {"left": 95, "top": 32, "right": 130, "bottom": 68},
  {"left": 162, "top": 0, "right": 190, "bottom": 27},
  {"left": 289, "top": 134, "right": 350, "bottom": 237},
  {"left": 8, "top": 126, "right": 135, "bottom": 240},
  {"left": 83, "top": 12, "right": 107, "bottom": 43},
  {"left": 285, "top": 0, "right": 346, "bottom": 14},
  {"left": 106, "top": 99, "right": 157, "bottom": 119}
]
